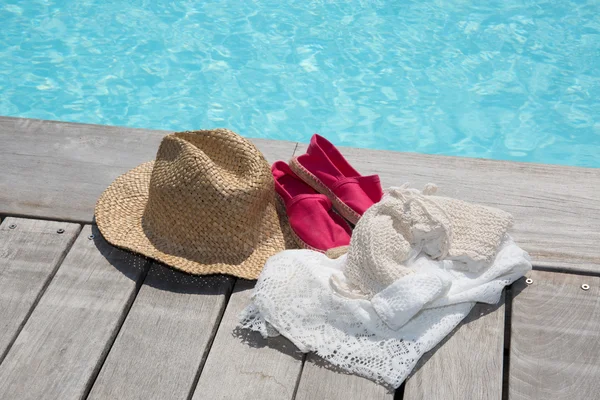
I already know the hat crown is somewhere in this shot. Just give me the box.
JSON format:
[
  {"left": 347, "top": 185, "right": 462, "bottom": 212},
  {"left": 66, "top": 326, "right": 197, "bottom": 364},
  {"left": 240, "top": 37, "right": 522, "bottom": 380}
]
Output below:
[{"left": 142, "top": 129, "right": 276, "bottom": 261}]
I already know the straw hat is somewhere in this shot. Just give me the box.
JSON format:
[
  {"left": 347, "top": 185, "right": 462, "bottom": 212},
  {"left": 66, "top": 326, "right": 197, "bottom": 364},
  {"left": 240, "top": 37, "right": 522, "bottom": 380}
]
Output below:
[{"left": 95, "top": 129, "right": 296, "bottom": 279}]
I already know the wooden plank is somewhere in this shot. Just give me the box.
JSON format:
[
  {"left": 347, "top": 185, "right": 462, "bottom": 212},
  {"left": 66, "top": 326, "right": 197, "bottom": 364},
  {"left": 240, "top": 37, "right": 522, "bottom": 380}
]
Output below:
[
  {"left": 192, "top": 280, "right": 304, "bottom": 400},
  {"left": 0, "top": 116, "right": 298, "bottom": 223},
  {"left": 509, "top": 270, "right": 600, "bottom": 400},
  {"left": 403, "top": 297, "right": 505, "bottom": 400},
  {"left": 295, "top": 354, "right": 394, "bottom": 400},
  {"left": 0, "top": 217, "right": 80, "bottom": 362},
  {"left": 294, "top": 143, "right": 600, "bottom": 273},
  {"left": 87, "top": 264, "right": 233, "bottom": 400},
  {"left": 0, "top": 225, "right": 149, "bottom": 400}
]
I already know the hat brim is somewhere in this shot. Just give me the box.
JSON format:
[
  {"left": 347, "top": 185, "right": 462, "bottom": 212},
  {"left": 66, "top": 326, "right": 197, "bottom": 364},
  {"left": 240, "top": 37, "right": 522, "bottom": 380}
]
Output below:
[{"left": 95, "top": 161, "right": 297, "bottom": 279}]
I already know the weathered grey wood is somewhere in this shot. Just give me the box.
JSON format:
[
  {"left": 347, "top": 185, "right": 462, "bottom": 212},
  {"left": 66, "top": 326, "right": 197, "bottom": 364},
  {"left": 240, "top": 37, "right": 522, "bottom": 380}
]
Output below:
[
  {"left": 0, "top": 116, "right": 298, "bottom": 223},
  {"left": 0, "top": 217, "right": 80, "bottom": 362},
  {"left": 4, "top": 115, "right": 598, "bottom": 272},
  {"left": 403, "top": 297, "right": 505, "bottom": 400},
  {"left": 88, "top": 264, "right": 233, "bottom": 400},
  {"left": 294, "top": 143, "right": 600, "bottom": 273},
  {"left": 295, "top": 354, "right": 394, "bottom": 400},
  {"left": 192, "top": 279, "right": 303, "bottom": 400},
  {"left": 509, "top": 271, "right": 600, "bottom": 400},
  {"left": 0, "top": 225, "right": 149, "bottom": 400}
]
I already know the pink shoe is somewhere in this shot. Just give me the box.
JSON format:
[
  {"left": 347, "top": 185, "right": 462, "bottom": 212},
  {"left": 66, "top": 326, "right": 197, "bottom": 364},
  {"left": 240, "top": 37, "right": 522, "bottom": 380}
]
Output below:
[
  {"left": 272, "top": 161, "right": 352, "bottom": 252},
  {"left": 289, "top": 134, "right": 383, "bottom": 224}
]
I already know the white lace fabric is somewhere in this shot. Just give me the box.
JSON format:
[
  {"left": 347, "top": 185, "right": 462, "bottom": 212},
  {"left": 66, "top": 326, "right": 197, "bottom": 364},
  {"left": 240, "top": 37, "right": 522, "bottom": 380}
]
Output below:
[
  {"left": 239, "top": 237, "right": 530, "bottom": 387},
  {"left": 239, "top": 186, "right": 531, "bottom": 388}
]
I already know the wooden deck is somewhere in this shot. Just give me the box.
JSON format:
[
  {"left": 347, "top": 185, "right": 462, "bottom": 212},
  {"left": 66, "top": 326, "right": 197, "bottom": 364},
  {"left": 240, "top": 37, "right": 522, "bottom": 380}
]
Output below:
[{"left": 1, "top": 116, "right": 599, "bottom": 400}]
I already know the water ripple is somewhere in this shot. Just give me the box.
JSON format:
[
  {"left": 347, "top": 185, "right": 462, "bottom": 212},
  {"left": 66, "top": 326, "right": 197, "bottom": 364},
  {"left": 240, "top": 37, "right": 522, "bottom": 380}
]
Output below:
[{"left": 1, "top": 0, "right": 599, "bottom": 167}]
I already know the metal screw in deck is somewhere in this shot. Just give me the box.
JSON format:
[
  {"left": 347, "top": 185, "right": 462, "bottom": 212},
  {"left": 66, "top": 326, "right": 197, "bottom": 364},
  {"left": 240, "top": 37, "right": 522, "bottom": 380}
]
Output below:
[
  {"left": 9, "top": 224, "right": 16, "bottom": 229},
  {"left": 88, "top": 234, "right": 94, "bottom": 240},
  {"left": 57, "top": 228, "right": 65, "bottom": 234}
]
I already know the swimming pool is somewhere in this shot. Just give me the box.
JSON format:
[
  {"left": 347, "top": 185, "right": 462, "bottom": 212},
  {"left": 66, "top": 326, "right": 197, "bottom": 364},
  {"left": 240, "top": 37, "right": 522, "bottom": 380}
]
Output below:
[{"left": 1, "top": 1, "right": 599, "bottom": 167}]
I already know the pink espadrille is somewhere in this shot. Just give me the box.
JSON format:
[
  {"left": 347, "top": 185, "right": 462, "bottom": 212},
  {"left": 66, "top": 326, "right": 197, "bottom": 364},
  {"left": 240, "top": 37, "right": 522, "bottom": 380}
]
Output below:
[
  {"left": 272, "top": 161, "right": 352, "bottom": 252},
  {"left": 289, "top": 134, "right": 383, "bottom": 224}
]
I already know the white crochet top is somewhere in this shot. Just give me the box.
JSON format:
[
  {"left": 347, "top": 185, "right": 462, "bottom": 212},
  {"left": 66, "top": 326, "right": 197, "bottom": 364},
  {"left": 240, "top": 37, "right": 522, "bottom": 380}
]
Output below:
[{"left": 344, "top": 185, "right": 514, "bottom": 297}]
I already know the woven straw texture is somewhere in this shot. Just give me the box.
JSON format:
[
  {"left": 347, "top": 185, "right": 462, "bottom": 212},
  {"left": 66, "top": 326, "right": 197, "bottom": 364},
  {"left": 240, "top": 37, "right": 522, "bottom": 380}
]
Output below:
[{"left": 95, "top": 129, "right": 296, "bottom": 279}]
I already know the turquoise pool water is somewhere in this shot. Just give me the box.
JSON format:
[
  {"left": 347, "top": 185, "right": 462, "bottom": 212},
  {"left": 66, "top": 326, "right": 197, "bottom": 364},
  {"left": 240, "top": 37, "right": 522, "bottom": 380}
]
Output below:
[{"left": 1, "top": 1, "right": 599, "bottom": 167}]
